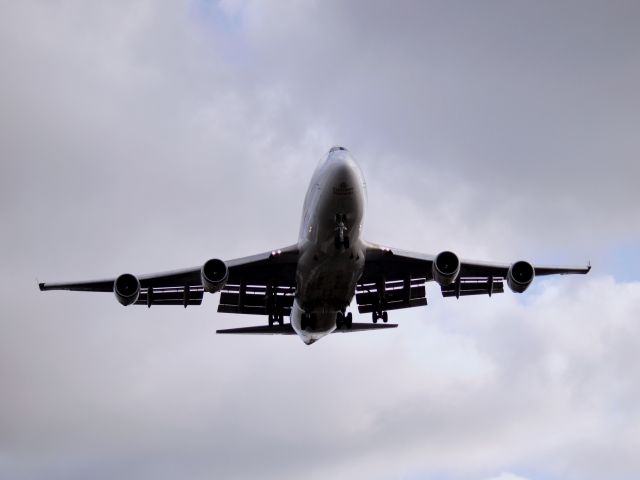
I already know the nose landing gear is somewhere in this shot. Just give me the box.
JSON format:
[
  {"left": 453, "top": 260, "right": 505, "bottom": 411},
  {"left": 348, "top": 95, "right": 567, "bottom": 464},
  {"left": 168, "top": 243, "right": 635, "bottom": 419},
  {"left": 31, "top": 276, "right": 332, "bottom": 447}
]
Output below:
[
  {"left": 268, "top": 314, "right": 284, "bottom": 326},
  {"left": 334, "top": 213, "right": 350, "bottom": 249},
  {"left": 300, "top": 313, "right": 310, "bottom": 331},
  {"left": 336, "top": 311, "right": 353, "bottom": 330}
]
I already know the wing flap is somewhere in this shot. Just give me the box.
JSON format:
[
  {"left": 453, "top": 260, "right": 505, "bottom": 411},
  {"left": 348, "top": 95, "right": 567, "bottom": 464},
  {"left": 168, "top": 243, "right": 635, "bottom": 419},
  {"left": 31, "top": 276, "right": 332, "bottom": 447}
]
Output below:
[
  {"left": 441, "top": 278, "right": 504, "bottom": 299},
  {"left": 218, "top": 283, "right": 296, "bottom": 316},
  {"left": 356, "top": 285, "right": 426, "bottom": 305},
  {"left": 355, "top": 276, "right": 428, "bottom": 314},
  {"left": 134, "top": 286, "right": 204, "bottom": 307}
]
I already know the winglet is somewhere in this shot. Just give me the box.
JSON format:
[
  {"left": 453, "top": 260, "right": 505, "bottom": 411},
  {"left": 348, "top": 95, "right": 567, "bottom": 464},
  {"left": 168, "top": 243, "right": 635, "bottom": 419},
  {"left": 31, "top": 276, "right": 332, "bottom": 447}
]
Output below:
[
  {"left": 587, "top": 260, "right": 591, "bottom": 273},
  {"left": 38, "top": 281, "right": 45, "bottom": 291}
]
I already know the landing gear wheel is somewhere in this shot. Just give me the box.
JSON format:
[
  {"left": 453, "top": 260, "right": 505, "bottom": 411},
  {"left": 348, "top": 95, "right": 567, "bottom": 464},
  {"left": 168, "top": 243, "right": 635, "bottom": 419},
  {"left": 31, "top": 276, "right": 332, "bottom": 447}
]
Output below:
[
  {"left": 336, "top": 312, "right": 344, "bottom": 329},
  {"left": 346, "top": 312, "right": 353, "bottom": 329},
  {"left": 372, "top": 312, "right": 378, "bottom": 324},
  {"left": 382, "top": 311, "right": 388, "bottom": 323},
  {"left": 268, "top": 314, "right": 274, "bottom": 326},
  {"left": 334, "top": 213, "right": 349, "bottom": 250}
]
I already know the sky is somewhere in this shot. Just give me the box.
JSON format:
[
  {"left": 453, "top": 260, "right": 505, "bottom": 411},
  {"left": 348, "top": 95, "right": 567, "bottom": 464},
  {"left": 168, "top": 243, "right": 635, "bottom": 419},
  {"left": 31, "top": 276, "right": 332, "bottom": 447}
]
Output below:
[{"left": 1, "top": 1, "right": 639, "bottom": 479}]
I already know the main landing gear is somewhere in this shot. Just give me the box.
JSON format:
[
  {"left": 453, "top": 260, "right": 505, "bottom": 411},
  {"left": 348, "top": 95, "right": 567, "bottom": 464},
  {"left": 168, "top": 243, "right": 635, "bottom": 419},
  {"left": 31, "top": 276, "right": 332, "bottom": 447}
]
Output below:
[
  {"left": 372, "top": 311, "right": 388, "bottom": 324},
  {"left": 336, "top": 311, "right": 353, "bottom": 330},
  {"left": 268, "top": 314, "right": 284, "bottom": 326},
  {"left": 300, "top": 313, "right": 310, "bottom": 331}
]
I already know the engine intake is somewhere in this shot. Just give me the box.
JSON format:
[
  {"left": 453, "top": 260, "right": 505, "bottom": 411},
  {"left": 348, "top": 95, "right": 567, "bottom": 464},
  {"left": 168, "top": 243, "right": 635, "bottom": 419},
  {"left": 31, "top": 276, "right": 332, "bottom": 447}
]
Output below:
[
  {"left": 507, "top": 260, "right": 535, "bottom": 293},
  {"left": 201, "top": 258, "right": 229, "bottom": 293},
  {"left": 432, "top": 251, "right": 460, "bottom": 286},
  {"left": 114, "top": 273, "right": 140, "bottom": 306}
]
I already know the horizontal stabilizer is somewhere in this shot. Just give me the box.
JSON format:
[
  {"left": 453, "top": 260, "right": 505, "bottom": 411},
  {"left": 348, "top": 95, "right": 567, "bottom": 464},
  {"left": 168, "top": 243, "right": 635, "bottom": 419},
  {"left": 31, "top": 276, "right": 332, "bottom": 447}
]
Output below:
[
  {"left": 334, "top": 322, "right": 398, "bottom": 332},
  {"left": 216, "top": 322, "right": 398, "bottom": 335},
  {"left": 217, "top": 324, "right": 297, "bottom": 335}
]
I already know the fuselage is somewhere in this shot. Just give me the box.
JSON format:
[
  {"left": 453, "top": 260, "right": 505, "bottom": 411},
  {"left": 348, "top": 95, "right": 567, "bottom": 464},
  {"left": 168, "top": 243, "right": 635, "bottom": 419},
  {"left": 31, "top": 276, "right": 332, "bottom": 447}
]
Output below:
[{"left": 291, "top": 147, "right": 367, "bottom": 344}]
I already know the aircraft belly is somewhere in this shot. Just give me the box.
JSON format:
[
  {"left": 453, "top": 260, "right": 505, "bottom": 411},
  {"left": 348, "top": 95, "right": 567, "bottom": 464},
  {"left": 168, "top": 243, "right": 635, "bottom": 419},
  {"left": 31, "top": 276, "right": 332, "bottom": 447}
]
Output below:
[
  {"left": 296, "top": 245, "right": 365, "bottom": 310},
  {"left": 291, "top": 242, "right": 365, "bottom": 344}
]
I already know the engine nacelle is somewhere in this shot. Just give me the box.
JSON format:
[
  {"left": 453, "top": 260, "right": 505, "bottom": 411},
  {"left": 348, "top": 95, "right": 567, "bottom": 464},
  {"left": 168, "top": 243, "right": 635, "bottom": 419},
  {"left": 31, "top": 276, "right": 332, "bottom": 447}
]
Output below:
[
  {"left": 201, "top": 258, "right": 229, "bottom": 293},
  {"left": 114, "top": 273, "right": 140, "bottom": 306},
  {"left": 507, "top": 260, "right": 535, "bottom": 293},
  {"left": 432, "top": 250, "right": 461, "bottom": 286}
]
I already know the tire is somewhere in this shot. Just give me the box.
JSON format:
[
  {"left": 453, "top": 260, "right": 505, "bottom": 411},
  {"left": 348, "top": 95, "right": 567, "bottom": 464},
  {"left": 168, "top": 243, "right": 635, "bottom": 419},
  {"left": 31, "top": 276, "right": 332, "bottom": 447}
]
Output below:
[{"left": 382, "top": 311, "right": 388, "bottom": 323}]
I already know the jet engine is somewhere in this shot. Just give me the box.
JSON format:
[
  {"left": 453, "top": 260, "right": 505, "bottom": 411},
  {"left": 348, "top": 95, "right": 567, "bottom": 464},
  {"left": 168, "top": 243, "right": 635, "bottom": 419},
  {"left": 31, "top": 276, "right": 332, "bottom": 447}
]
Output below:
[
  {"left": 201, "top": 258, "right": 229, "bottom": 293},
  {"left": 507, "top": 260, "right": 535, "bottom": 293},
  {"left": 432, "top": 251, "right": 461, "bottom": 286},
  {"left": 114, "top": 273, "right": 140, "bottom": 306}
]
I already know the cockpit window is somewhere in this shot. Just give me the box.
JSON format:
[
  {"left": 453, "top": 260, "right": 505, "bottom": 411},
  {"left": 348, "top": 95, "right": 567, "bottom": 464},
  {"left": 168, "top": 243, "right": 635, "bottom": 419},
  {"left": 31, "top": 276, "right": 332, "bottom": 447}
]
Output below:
[{"left": 329, "top": 146, "right": 347, "bottom": 153}]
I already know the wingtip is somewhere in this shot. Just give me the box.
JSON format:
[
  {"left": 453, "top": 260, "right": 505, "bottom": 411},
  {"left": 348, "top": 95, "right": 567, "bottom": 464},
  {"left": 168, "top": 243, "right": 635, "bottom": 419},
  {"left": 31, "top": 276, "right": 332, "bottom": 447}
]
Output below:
[{"left": 38, "top": 282, "right": 46, "bottom": 291}]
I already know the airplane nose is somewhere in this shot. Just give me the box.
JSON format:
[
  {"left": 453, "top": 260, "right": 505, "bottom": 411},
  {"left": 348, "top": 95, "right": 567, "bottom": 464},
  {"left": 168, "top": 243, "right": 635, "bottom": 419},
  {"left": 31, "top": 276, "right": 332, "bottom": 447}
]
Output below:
[{"left": 329, "top": 153, "right": 360, "bottom": 192}]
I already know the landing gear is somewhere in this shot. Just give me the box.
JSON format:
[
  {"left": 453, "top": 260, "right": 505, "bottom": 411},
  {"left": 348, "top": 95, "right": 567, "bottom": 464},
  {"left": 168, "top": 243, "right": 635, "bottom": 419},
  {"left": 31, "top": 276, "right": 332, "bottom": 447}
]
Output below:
[
  {"left": 371, "top": 311, "right": 388, "bottom": 324},
  {"left": 334, "top": 213, "right": 350, "bottom": 250},
  {"left": 300, "top": 313, "right": 310, "bottom": 331},
  {"left": 335, "top": 235, "right": 350, "bottom": 249},
  {"left": 268, "top": 314, "right": 284, "bottom": 326},
  {"left": 337, "top": 311, "right": 353, "bottom": 330}
]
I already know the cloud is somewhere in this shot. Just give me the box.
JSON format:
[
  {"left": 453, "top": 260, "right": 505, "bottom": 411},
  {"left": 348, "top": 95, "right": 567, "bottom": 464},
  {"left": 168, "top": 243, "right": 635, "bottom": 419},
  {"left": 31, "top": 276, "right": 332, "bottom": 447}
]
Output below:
[
  {"left": 1, "top": 1, "right": 639, "bottom": 480},
  {"left": 485, "top": 474, "right": 529, "bottom": 480},
  {"left": 225, "top": 0, "right": 640, "bottom": 253}
]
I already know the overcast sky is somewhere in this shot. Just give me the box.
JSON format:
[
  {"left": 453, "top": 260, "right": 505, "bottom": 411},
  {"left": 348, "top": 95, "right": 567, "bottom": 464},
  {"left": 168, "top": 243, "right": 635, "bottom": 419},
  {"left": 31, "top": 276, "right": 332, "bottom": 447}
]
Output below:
[{"left": 2, "top": 1, "right": 640, "bottom": 479}]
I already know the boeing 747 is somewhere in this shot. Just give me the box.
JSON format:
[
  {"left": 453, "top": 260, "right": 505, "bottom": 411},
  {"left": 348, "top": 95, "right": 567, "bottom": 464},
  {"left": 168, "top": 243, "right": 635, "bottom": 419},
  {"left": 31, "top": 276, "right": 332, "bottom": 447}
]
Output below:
[{"left": 39, "top": 146, "right": 590, "bottom": 344}]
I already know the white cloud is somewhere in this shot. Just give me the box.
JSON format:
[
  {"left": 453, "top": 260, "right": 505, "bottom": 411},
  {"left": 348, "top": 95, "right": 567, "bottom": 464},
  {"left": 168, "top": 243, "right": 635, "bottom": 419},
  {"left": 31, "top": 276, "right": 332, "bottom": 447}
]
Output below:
[{"left": 485, "top": 473, "right": 529, "bottom": 480}]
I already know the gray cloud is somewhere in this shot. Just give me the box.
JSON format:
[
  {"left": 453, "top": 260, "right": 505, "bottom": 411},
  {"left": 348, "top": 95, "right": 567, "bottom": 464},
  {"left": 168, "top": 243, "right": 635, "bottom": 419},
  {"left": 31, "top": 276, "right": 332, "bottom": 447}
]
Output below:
[
  {"left": 2, "top": 1, "right": 639, "bottom": 479},
  {"left": 231, "top": 0, "right": 640, "bottom": 252}
]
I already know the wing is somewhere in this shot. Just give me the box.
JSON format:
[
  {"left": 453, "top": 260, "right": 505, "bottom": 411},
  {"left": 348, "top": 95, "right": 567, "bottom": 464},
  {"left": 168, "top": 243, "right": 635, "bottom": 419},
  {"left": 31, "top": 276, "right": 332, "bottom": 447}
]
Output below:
[
  {"left": 38, "top": 244, "right": 299, "bottom": 310},
  {"left": 356, "top": 242, "right": 590, "bottom": 314}
]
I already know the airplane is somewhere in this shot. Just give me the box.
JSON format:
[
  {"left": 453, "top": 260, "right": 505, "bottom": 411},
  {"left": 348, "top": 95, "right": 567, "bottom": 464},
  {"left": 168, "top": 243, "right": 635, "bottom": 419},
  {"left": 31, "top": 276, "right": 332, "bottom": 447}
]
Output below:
[{"left": 39, "top": 146, "right": 591, "bottom": 345}]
